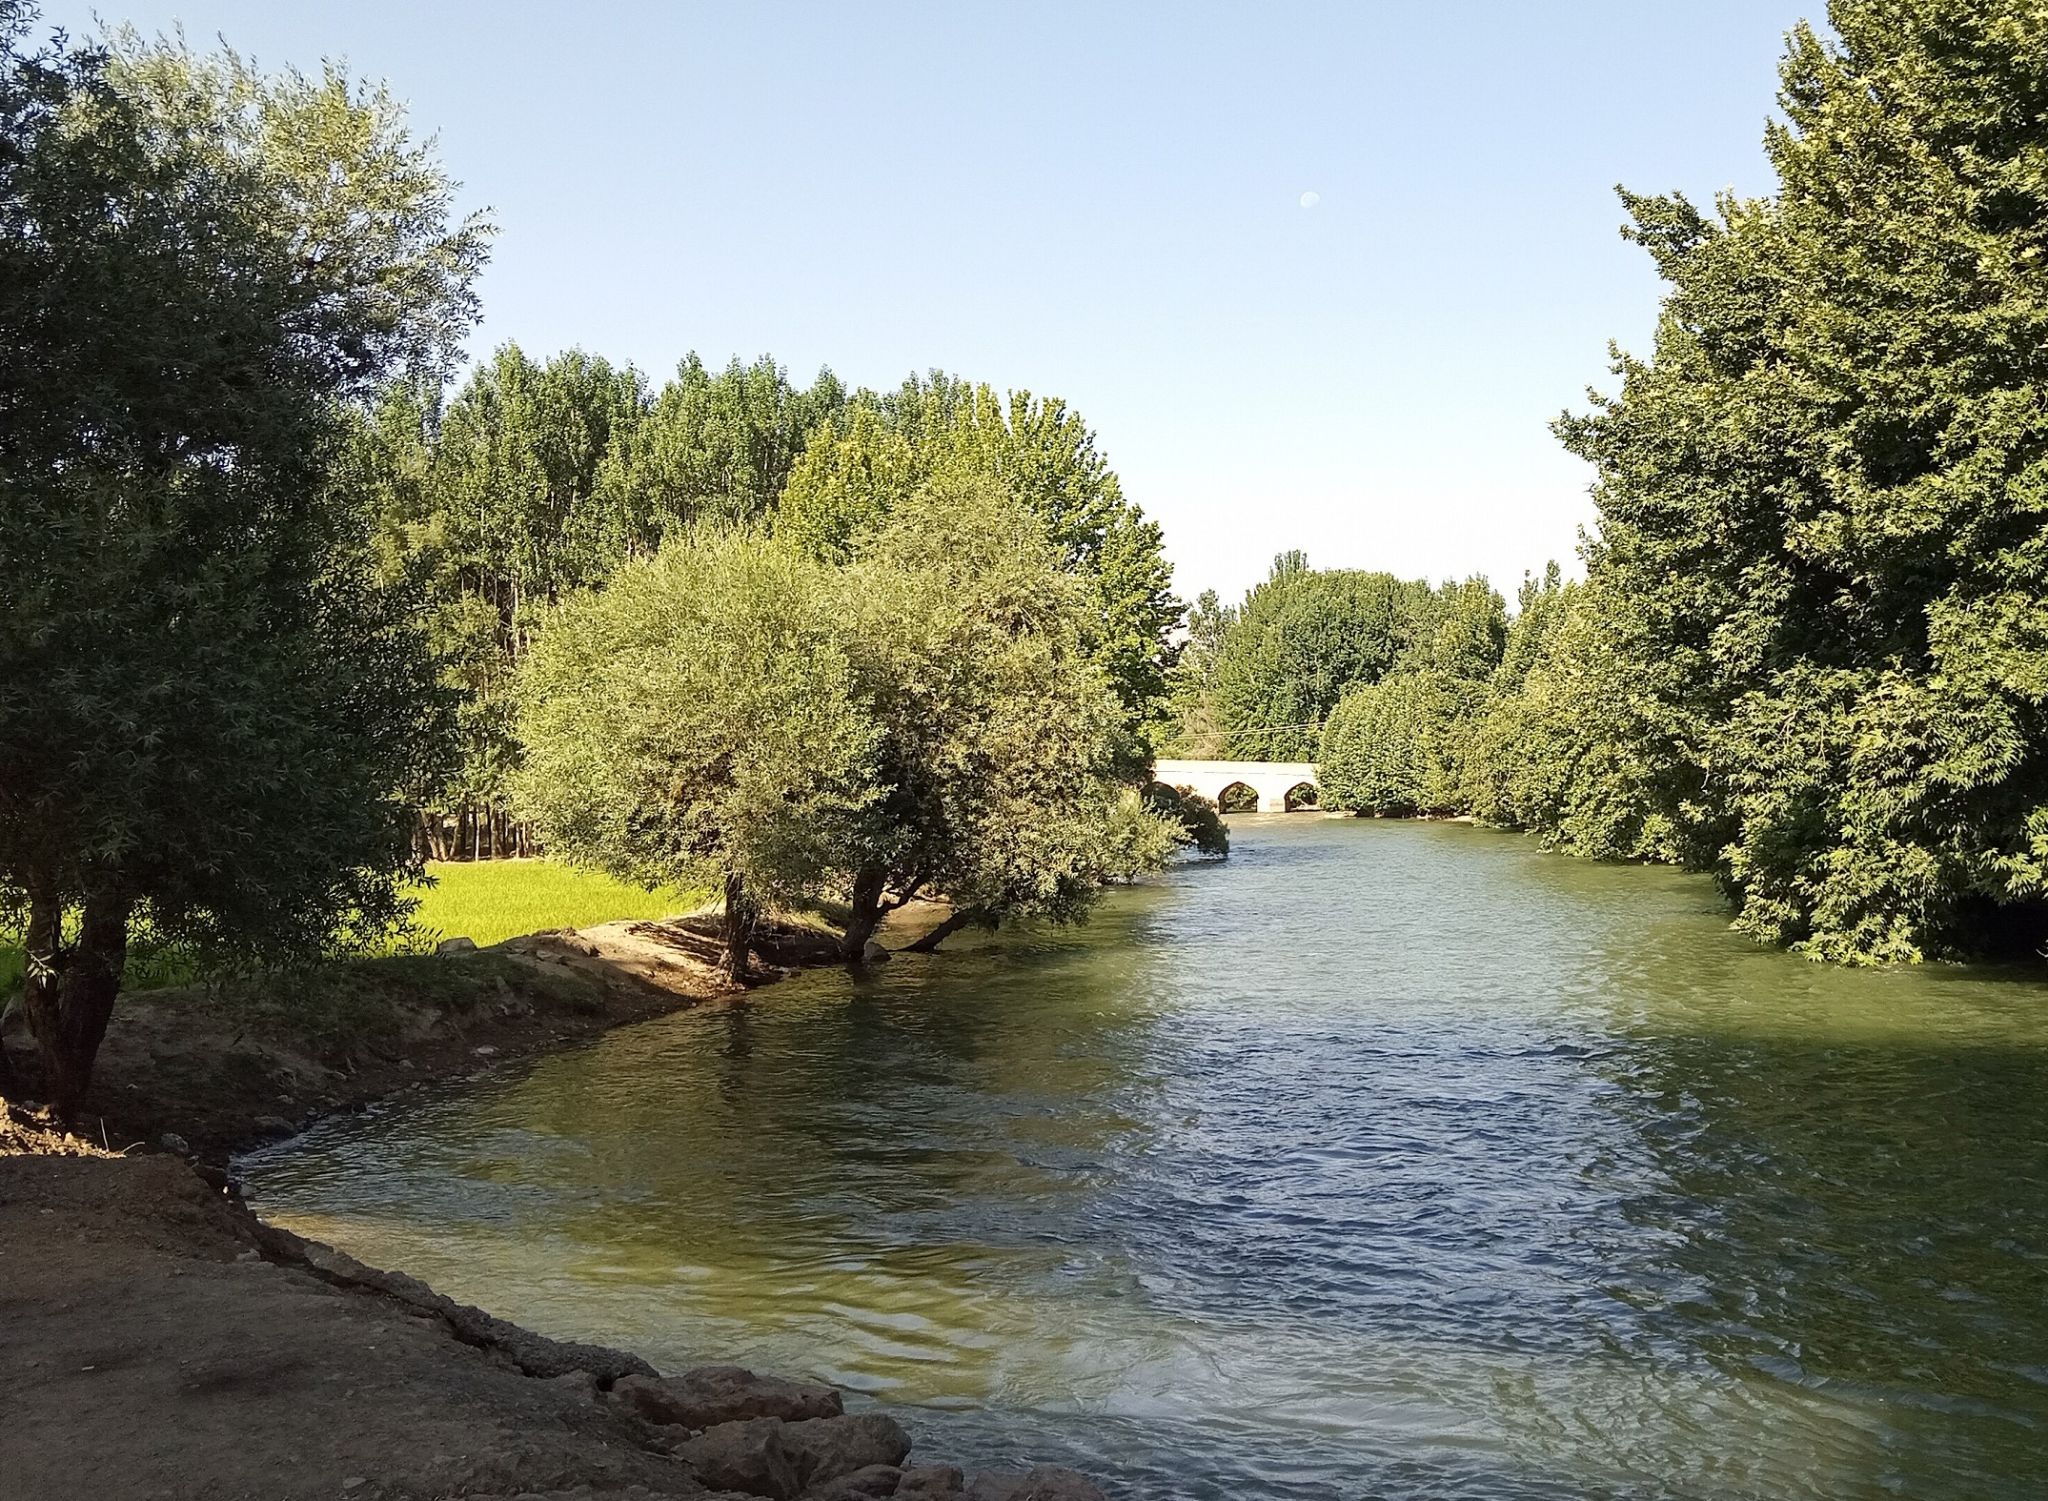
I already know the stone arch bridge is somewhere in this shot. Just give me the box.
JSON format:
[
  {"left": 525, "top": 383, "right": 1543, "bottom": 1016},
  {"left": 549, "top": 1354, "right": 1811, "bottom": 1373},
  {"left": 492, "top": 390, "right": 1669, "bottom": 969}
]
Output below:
[{"left": 1151, "top": 759, "right": 1320, "bottom": 813}]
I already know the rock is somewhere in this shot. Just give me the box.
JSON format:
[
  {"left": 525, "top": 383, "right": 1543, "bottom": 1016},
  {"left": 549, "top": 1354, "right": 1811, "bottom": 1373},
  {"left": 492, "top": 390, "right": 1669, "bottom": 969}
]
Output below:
[
  {"left": 543, "top": 1369, "right": 599, "bottom": 1401},
  {"left": 963, "top": 1468, "right": 1106, "bottom": 1501},
  {"left": 436, "top": 935, "right": 478, "bottom": 955},
  {"left": 472, "top": 1044, "right": 499, "bottom": 1058},
  {"left": 158, "top": 1131, "right": 190, "bottom": 1156},
  {"left": 611, "top": 1366, "right": 842, "bottom": 1431},
  {"left": 251, "top": 1115, "right": 293, "bottom": 1139},
  {"left": 676, "top": 1417, "right": 801, "bottom": 1499},
  {"left": 896, "top": 1466, "right": 964, "bottom": 1496},
  {"left": 801, "top": 1465, "right": 902, "bottom": 1500},
  {"left": 254, "top": 1222, "right": 656, "bottom": 1383},
  {"left": 784, "top": 1414, "right": 912, "bottom": 1490},
  {"left": 860, "top": 939, "right": 892, "bottom": 965}
]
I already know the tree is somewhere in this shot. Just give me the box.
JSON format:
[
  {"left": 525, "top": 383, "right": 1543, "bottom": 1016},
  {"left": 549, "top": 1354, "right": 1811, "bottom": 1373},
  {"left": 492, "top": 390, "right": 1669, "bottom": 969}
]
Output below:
[
  {"left": 1321, "top": 675, "right": 1463, "bottom": 817},
  {"left": 830, "top": 474, "right": 1145, "bottom": 958},
  {"left": 1210, "top": 557, "right": 1433, "bottom": 759},
  {"left": 349, "top": 346, "right": 650, "bottom": 857},
  {"left": 775, "top": 403, "right": 919, "bottom": 563},
  {"left": 1317, "top": 578, "right": 1504, "bottom": 818},
  {"left": 1160, "top": 588, "right": 1236, "bottom": 756},
  {"left": 1557, "top": 0, "right": 2048, "bottom": 961},
  {"left": 601, "top": 353, "right": 847, "bottom": 541},
  {"left": 0, "top": 12, "right": 488, "bottom": 1109},
  {"left": 1144, "top": 784, "right": 1230, "bottom": 858},
  {"left": 515, "top": 534, "right": 878, "bottom": 982},
  {"left": 778, "top": 374, "right": 1183, "bottom": 753}
]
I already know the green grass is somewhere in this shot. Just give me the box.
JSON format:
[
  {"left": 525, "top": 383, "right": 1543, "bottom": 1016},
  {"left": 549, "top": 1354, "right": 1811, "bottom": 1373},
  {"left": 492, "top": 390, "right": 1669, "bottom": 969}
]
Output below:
[
  {"left": 404, "top": 859, "right": 707, "bottom": 948},
  {"left": 0, "top": 861, "right": 705, "bottom": 999}
]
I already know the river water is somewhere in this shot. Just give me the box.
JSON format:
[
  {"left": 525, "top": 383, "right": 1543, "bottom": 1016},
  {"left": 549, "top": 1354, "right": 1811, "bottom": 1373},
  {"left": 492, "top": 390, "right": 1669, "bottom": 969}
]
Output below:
[{"left": 242, "top": 817, "right": 2048, "bottom": 1499}]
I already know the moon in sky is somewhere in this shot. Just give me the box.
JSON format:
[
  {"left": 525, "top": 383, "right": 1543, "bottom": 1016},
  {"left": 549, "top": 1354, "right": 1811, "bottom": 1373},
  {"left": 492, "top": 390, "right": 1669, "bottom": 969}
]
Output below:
[{"left": 1299, "top": 191, "right": 1321, "bottom": 209}]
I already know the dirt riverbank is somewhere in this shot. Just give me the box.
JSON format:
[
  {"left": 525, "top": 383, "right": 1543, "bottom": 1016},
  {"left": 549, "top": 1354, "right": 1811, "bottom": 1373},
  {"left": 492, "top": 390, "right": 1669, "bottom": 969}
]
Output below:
[
  {"left": 4, "top": 910, "right": 847, "bottom": 1163},
  {"left": 1, "top": 909, "right": 1108, "bottom": 1501},
  {"left": 0, "top": 1152, "right": 1104, "bottom": 1501}
]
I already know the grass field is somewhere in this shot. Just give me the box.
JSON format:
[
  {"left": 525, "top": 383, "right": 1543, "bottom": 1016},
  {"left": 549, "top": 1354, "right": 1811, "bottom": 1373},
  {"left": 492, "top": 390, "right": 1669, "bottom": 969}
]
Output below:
[
  {"left": 0, "top": 861, "right": 707, "bottom": 997},
  {"left": 404, "top": 860, "right": 706, "bottom": 948}
]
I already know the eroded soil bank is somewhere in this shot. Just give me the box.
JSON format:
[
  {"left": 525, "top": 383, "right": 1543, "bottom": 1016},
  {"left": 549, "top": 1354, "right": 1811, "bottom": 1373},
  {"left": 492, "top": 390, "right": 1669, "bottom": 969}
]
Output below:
[{"left": 5, "top": 911, "right": 850, "bottom": 1162}]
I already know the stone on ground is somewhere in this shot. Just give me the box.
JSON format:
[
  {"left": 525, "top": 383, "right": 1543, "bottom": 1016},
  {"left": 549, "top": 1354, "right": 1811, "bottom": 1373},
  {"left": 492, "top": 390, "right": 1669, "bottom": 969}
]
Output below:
[{"left": 612, "top": 1364, "right": 843, "bottom": 1430}]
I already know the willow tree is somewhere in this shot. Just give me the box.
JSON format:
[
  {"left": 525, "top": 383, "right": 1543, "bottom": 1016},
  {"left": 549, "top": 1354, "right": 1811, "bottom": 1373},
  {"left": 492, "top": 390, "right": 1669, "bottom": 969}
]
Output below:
[
  {"left": 830, "top": 475, "right": 1145, "bottom": 958},
  {"left": 0, "top": 12, "right": 488, "bottom": 1109},
  {"left": 777, "top": 374, "right": 1182, "bottom": 756},
  {"left": 514, "top": 534, "right": 878, "bottom": 982}
]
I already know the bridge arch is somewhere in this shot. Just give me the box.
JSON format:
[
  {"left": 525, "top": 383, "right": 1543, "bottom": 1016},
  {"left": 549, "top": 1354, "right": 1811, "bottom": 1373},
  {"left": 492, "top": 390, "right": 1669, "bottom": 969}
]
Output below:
[
  {"left": 1216, "top": 781, "right": 1258, "bottom": 814},
  {"left": 1152, "top": 759, "right": 1321, "bottom": 814}
]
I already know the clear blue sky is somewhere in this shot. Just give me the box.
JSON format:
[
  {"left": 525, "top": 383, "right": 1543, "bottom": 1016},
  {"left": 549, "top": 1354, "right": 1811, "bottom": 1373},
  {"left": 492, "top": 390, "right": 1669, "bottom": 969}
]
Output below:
[{"left": 48, "top": 1, "right": 1814, "bottom": 605}]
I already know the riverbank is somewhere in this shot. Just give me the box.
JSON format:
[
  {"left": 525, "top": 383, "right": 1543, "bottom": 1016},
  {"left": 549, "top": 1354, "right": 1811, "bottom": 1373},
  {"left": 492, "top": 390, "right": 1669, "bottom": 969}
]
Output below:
[
  {"left": 1, "top": 907, "right": 1110, "bottom": 1501},
  {"left": 3, "top": 908, "right": 848, "bottom": 1163},
  {"left": 0, "top": 1151, "right": 1105, "bottom": 1500}
]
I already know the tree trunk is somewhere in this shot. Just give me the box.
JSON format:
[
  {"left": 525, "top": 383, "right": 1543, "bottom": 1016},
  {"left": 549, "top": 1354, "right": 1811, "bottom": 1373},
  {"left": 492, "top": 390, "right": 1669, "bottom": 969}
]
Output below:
[
  {"left": 0, "top": 1004, "right": 18, "bottom": 1098},
  {"left": 903, "top": 905, "right": 988, "bottom": 954},
  {"left": 20, "top": 883, "right": 134, "bottom": 1118},
  {"left": 720, "top": 872, "right": 758, "bottom": 985},
  {"left": 842, "top": 867, "right": 887, "bottom": 962}
]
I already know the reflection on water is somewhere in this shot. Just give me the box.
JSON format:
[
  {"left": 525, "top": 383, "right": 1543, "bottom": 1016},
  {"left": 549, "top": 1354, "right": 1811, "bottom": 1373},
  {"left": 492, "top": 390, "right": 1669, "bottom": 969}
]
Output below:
[{"left": 243, "top": 817, "right": 2048, "bottom": 1500}]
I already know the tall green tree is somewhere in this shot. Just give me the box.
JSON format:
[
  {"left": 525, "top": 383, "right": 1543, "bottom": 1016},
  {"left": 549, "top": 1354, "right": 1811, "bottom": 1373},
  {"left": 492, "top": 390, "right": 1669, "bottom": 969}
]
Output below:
[
  {"left": 0, "top": 12, "right": 488, "bottom": 1109},
  {"left": 1460, "top": 575, "right": 1675, "bottom": 861},
  {"left": 1558, "top": 0, "right": 2048, "bottom": 961},
  {"left": 778, "top": 374, "right": 1182, "bottom": 752},
  {"left": 1317, "top": 576, "right": 1506, "bottom": 816},
  {"left": 830, "top": 474, "right": 1141, "bottom": 958},
  {"left": 1210, "top": 557, "right": 1433, "bottom": 759},
  {"left": 601, "top": 353, "right": 847, "bottom": 539},
  {"left": 347, "top": 346, "right": 647, "bottom": 858},
  {"left": 1161, "top": 588, "right": 1236, "bottom": 757}
]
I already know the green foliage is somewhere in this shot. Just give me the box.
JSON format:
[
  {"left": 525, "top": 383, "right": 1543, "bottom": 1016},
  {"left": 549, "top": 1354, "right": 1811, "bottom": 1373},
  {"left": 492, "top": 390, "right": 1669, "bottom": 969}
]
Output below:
[
  {"left": 1549, "top": 0, "right": 2048, "bottom": 961},
  {"left": 1320, "top": 672, "right": 1485, "bottom": 817},
  {"left": 777, "top": 374, "right": 1182, "bottom": 750},
  {"left": 1459, "top": 576, "right": 1674, "bottom": 860},
  {"left": 601, "top": 353, "right": 847, "bottom": 538},
  {"left": 345, "top": 348, "right": 852, "bottom": 854},
  {"left": 775, "top": 404, "right": 919, "bottom": 562},
  {"left": 0, "top": 10, "right": 484, "bottom": 1104},
  {"left": 834, "top": 475, "right": 1143, "bottom": 946},
  {"left": 1160, "top": 589, "right": 1235, "bottom": 757},
  {"left": 514, "top": 532, "right": 879, "bottom": 947},
  {"left": 1100, "top": 790, "right": 1190, "bottom": 881},
  {"left": 1210, "top": 557, "right": 1435, "bottom": 759},
  {"left": 1144, "top": 784, "right": 1231, "bottom": 858}
]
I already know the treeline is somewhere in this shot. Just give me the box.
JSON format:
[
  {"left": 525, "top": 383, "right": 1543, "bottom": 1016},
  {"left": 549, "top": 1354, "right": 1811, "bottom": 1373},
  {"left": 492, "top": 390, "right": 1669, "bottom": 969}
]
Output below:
[
  {"left": 347, "top": 349, "right": 1182, "bottom": 859},
  {"left": 1174, "top": 0, "right": 2048, "bottom": 966}
]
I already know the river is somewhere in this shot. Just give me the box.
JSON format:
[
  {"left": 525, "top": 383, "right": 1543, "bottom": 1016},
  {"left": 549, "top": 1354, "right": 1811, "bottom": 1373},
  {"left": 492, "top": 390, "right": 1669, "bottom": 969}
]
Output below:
[{"left": 241, "top": 816, "right": 2048, "bottom": 1500}]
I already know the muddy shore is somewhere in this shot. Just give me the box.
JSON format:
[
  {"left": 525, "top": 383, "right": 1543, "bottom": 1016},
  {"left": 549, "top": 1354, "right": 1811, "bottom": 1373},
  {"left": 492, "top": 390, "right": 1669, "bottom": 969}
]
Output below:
[{"left": 2, "top": 912, "right": 1110, "bottom": 1501}]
